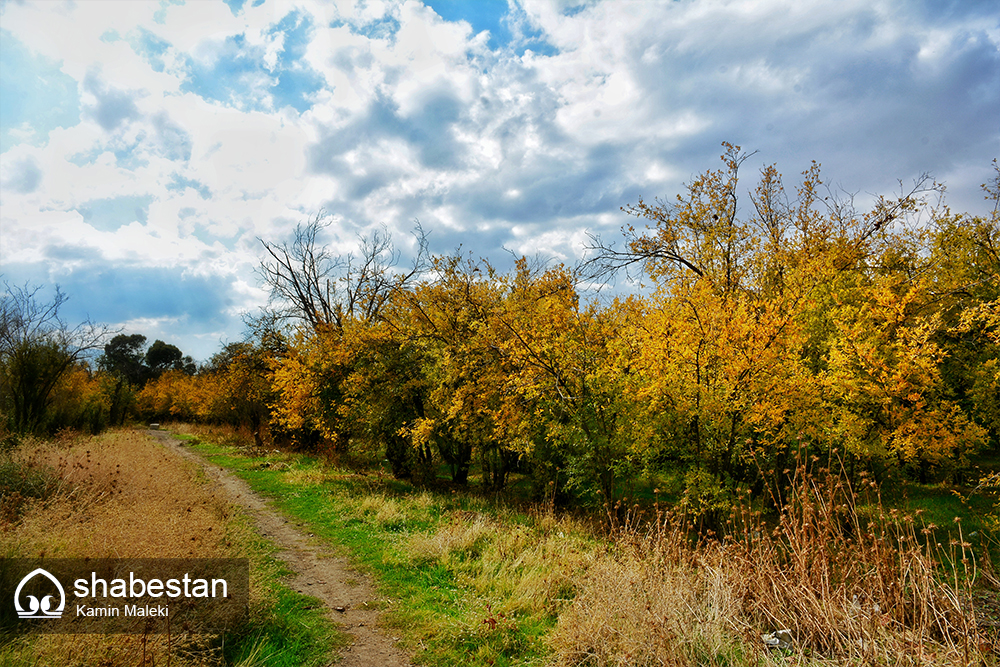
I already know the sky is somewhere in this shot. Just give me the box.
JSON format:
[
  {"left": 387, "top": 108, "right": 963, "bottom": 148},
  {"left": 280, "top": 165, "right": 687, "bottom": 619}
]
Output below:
[{"left": 1, "top": 0, "right": 998, "bottom": 363}]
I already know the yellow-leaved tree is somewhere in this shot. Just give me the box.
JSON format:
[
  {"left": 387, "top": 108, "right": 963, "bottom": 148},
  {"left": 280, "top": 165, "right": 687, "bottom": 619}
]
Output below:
[{"left": 587, "top": 143, "right": 987, "bottom": 508}]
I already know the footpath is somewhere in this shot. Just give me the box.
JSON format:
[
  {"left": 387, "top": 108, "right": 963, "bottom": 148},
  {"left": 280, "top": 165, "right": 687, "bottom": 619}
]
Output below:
[{"left": 148, "top": 428, "right": 412, "bottom": 667}]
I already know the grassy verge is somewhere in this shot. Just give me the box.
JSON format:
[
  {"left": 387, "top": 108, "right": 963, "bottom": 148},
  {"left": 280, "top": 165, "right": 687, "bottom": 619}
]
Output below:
[
  {"left": 220, "top": 512, "right": 345, "bottom": 667},
  {"left": 0, "top": 429, "right": 342, "bottom": 667},
  {"left": 179, "top": 429, "right": 598, "bottom": 667},
  {"left": 177, "top": 425, "right": 998, "bottom": 667}
]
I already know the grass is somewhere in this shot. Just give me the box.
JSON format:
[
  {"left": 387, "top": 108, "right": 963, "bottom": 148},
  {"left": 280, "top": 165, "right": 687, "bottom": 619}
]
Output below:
[
  {"left": 221, "top": 510, "right": 346, "bottom": 667},
  {"left": 0, "top": 428, "right": 343, "bottom": 667},
  {"left": 178, "top": 424, "right": 999, "bottom": 667},
  {"left": 3, "top": 422, "right": 993, "bottom": 666},
  {"left": 0, "top": 454, "right": 57, "bottom": 527},
  {"left": 180, "top": 426, "right": 595, "bottom": 667}
]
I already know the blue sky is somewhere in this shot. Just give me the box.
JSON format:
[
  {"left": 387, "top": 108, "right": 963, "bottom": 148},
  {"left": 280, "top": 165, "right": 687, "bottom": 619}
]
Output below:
[{"left": 1, "top": 0, "right": 998, "bottom": 362}]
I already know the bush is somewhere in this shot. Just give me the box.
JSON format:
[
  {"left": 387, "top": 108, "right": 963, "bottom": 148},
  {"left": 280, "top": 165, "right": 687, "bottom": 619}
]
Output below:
[{"left": 0, "top": 453, "right": 57, "bottom": 524}]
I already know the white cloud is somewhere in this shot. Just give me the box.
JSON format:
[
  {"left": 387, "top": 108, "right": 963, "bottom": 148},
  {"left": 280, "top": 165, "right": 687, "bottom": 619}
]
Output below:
[
  {"left": 0, "top": 153, "right": 43, "bottom": 194},
  {"left": 1, "top": 0, "right": 996, "bottom": 360}
]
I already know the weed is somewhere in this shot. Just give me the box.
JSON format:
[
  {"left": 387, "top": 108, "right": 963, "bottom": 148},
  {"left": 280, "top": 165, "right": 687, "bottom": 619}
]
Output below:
[
  {"left": 551, "top": 463, "right": 997, "bottom": 666},
  {"left": 0, "top": 456, "right": 56, "bottom": 525}
]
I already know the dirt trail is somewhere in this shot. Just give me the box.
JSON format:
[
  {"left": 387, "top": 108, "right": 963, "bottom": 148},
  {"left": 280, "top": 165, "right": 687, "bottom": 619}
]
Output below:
[{"left": 148, "top": 429, "right": 412, "bottom": 667}]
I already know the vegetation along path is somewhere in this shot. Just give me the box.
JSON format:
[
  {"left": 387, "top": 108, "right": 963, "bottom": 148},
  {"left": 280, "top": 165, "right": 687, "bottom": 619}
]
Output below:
[{"left": 148, "top": 428, "right": 412, "bottom": 667}]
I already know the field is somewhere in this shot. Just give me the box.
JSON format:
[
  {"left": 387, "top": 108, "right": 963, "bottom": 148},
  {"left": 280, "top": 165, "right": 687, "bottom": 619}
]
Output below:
[
  {"left": 1, "top": 424, "right": 998, "bottom": 666},
  {"left": 172, "top": 423, "right": 999, "bottom": 666},
  {"left": 0, "top": 428, "right": 342, "bottom": 667}
]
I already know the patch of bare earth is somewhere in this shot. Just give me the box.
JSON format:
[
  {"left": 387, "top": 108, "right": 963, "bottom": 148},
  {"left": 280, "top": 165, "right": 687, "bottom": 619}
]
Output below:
[{"left": 149, "top": 429, "right": 412, "bottom": 667}]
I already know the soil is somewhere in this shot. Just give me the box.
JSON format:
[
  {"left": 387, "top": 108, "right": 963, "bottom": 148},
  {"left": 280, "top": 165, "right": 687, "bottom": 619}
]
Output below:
[{"left": 148, "top": 428, "right": 412, "bottom": 667}]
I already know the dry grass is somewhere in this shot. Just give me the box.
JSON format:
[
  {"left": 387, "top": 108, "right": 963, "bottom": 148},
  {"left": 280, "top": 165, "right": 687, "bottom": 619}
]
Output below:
[
  {"left": 549, "top": 464, "right": 998, "bottom": 667},
  {"left": 358, "top": 493, "right": 409, "bottom": 528},
  {"left": 5, "top": 430, "right": 232, "bottom": 559},
  {"left": 550, "top": 552, "right": 742, "bottom": 667},
  {"left": 283, "top": 467, "right": 325, "bottom": 486},
  {"left": 408, "top": 511, "right": 496, "bottom": 562},
  {"left": 0, "top": 428, "right": 248, "bottom": 666},
  {"left": 407, "top": 506, "right": 597, "bottom": 620},
  {"left": 156, "top": 423, "right": 997, "bottom": 665},
  {"left": 357, "top": 491, "right": 437, "bottom": 530}
]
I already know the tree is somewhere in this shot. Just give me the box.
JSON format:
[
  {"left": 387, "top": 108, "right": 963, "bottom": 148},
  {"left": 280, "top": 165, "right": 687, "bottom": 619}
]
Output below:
[
  {"left": 345, "top": 321, "right": 435, "bottom": 481},
  {"left": 582, "top": 146, "right": 821, "bottom": 494},
  {"left": 207, "top": 339, "right": 280, "bottom": 447},
  {"left": 145, "top": 339, "right": 195, "bottom": 375},
  {"left": 492, "top": 260, "right": 633, "bottom": 502},
  {"left": 98, "top": 333, "right": 147, "bottom": 426},
  {"left": 397, "top": 254, "right": 508, "bottom": 487},
  {"left": 98, "top": 335, "right": 199, "bottom": 424},
  {"left": 929, "top": 162, "right": 1000, "bottom": 454},
  {"left": 137, "top": 369, "right": 205, "bottom": 422},
  {"left": 258, "top": 214, "right": 434, "bottom": 469},
  {"left": 257, "top": 214, "right": 429, "bottom": 332},
  {"left": 582, "top": 143, "right": 980, "bottom": 497},
  {"left": 0, "top": 283, "right": 111, "bottom": 434},
  {"left": 101, "top": 334, "right": 148, "bottom": 383}
]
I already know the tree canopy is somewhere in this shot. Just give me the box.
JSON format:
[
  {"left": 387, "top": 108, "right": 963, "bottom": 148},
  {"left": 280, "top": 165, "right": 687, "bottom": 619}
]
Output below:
[{"left": 38, "top": 148, "right": 999, "bottom": 511}]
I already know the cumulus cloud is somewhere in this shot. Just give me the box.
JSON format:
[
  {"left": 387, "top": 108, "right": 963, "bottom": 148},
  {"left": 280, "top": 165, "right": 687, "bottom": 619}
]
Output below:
[
  {"left": 150, "top": 111, "right": 193, "bottom": 160},
  {"left": 0, "top": 29, "right": 81, "bottom": 153},
  {"left": 0, "top": 155, "right": 43, "bottom": 194},
  {"left": 0, "top": 0, "right": 996, "bottom": 361},
  {"left": 83, "top": 71, "right": 143, "bottom": 131}
]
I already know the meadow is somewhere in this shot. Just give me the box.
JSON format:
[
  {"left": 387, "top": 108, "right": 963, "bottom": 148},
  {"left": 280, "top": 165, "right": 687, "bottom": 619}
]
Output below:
[
  {"left": 167, "top": 422, "right": 998, "bottom": 666},
  {"left": 0, "top": 429, "right": 342, "bottom": 667}
]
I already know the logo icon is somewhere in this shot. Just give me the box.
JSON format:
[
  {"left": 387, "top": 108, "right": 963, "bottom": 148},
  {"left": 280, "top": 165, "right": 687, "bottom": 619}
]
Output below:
[{"left": 14, "top": 568, "right": 66, "bottom": 619}]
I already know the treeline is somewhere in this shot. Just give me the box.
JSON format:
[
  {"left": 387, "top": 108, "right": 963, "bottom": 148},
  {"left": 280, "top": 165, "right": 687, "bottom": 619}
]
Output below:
[
  {"left": 0, "top": 290, "right": 198, "bottom": 440},
  {"left": 4, "top": 145, "right": 998, "bottom": 510}
]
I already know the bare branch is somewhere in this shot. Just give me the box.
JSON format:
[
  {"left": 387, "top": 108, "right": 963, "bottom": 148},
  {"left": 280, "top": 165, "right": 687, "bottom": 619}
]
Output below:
[
  {"left": 257, "top": 214, "right": 430, "bottom": 332},
  {"left": 1, "top": 281, "right": 116, "bottom": 432}
]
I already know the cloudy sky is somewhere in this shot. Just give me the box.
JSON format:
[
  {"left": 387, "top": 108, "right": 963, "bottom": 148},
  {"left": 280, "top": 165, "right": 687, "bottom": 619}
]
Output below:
[{"left": 1, "top": 0, "right": 997, "bottom": 362}]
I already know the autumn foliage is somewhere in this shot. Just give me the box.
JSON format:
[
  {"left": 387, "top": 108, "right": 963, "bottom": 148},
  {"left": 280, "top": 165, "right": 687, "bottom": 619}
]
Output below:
[{"left": 121, "top": 148, "right": 1000, "bottom": 511}]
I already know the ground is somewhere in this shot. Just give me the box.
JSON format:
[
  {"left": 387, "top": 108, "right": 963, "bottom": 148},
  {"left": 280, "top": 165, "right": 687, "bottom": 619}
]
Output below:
[{"left": 149, "top": 428, "right": 413, "bottom": 667}]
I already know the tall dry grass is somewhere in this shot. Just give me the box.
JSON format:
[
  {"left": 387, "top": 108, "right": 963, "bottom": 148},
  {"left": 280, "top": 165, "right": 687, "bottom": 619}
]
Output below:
[
  {"left": 550, "top": 463, "right": 997, "bottom": 666},
  {"left": 4, "top": 429, "right": 233, "bottom": 559},
  {"left": 0, "top": 429, "right": 251, "bottom": 666}
]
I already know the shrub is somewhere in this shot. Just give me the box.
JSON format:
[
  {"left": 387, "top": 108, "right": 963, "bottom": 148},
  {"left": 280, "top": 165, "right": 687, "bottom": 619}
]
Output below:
[{"left": 0, "top": 451, "right": 57, "bottom": 524}]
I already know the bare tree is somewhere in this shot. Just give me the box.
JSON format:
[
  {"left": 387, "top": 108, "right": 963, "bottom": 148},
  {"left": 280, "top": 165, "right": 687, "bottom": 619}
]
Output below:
[
  {"left": 0, "top": 282, "right": 114, "bottom": 433},
  {"left": 257, "top": 214, "right": 430, "bottom": 332}
]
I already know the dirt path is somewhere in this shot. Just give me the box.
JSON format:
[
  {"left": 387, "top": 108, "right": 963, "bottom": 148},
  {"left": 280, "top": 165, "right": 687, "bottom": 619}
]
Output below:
[{"left": 148, "top": 429, "right": 412, "bottom": 667}]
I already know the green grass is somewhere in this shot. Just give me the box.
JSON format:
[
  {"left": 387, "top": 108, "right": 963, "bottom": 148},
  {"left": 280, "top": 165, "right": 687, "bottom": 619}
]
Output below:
[
  {"left": 222, "top": 513, "right": 346, "bottom": 667},
  {"left": 890, "top": 479, "right": 1000, "bottom": 579},
  {"left": 184, "top": 435, "right": 570, "bottom": 667}
]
